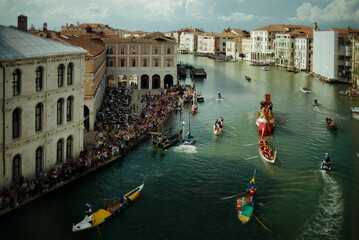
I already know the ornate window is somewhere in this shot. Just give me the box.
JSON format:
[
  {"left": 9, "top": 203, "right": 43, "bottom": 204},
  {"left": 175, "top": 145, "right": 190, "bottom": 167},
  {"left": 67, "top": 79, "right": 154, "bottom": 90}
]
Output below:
[
  {"left": 66, "top": 96, "right": 73, "bottom": 122},
  {"left": 132, "top": 59, "right": 136, "bottom": 67},
  {"left": 12, "top": 69, "right": 21, "bottom": 96},
  {"left": 120, "top": 46, "right": 125, "bottom": 54},
  {"left": 58, "top": 64, "right": 65, "bottom": 87},
  {"left": 12, "top": 108, "right": 20, "bottom": 138},
  {"left": 36, "top": 147, "right": 43, "bottom": 175},
  {"left": 35, "top": 103, "right": 43, "bottom": 131},
  {"left": 154, "top": 46, "right": 159, "bottom": 54},
  {"left": 143, "top": 59, "right": 148, "bottom": 67},
  {"left": 57, "top": 139, "right": 63, "bottom": 163},
  {"left": 35, "top": 67, "right": 43, "bottom": 91},
  {"left": 67, "top": 63, "right": 73, "bottom": 85},
  {"left": 66, "top": 136, "right": 73, "bottom": 161},
  {"left": 167, "top": 47, "right": 171, "bottom": 54},
  {"left": 13, "top": 154, "right": 21, "bottom": 181},
  {"left": 143, "top": 46, "right": 148, "bottom": 54},
  {"left": 57, "top": 99, "right": 63, "bottom": 125},
  {"left": 132, "top": 46, "right": 136, "bottom": 54}
]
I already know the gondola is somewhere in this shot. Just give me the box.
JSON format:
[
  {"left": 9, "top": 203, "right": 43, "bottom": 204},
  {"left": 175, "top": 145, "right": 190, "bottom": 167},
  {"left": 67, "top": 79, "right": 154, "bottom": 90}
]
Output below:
[
  {"left": 237, "top": 170, "right": 256, "bottom": 224},
  {"left": 72, "top": 177, "right": 147, "bottom": 232}
]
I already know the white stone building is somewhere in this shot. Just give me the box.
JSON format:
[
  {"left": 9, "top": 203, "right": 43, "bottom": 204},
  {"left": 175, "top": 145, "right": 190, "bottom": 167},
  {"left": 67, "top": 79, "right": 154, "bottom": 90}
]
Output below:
[
  {"left": 0, "top": 25, "right": 87, "bottom": 188},
  {"left": 241, "top": 38, "right": 251, "bottom": 60},
  {"left": 274, "top": 33, "right": 296, "bottom": 67},
  {"left": 294, "top": 36, "right": 312, "bottom": 71},
  {"left": 179, "top": 32, "right": 196, "bottom": 53},
  {"left": 226, "top": 38, "right": 241, "bottom": 59},
  {"left": 313, "top": 29, "right": 355, "bottom": 82},
  {"left": 197, "top": 34, "right": 216, "bottom": 54}
]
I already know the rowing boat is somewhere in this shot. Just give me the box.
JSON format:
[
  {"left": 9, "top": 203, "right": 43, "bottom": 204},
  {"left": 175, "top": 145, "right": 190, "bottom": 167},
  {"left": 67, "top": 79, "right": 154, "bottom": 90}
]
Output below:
[
  {"left": 258, "top": 138, "right": 276, "bottom": 163},
  {"left": 237, "top": 170, "right": 256, "bottom": 224},
  {"left": 213, "top": 117, "right": 224, "bottom": 135},
  {"left": 72, "top": 177, "right": 147, "bottom": 232}
]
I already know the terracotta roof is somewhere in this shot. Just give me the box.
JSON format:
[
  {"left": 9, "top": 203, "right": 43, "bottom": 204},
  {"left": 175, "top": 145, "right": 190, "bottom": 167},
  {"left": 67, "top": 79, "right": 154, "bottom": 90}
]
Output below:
[
  {"left": 253, "top": 24, "right": 312, "bottom": 32},
  {"left": 330, "top": 27, "right": 359, "bottom": 38},
  {"left": 103, "top": 35, "right": 176, "bottom": 44},
  {"left": 231, "top": 29, "right": 250, "bottom": 37},
  {"left": 51, "top": 34, "right": 106, "bottom": 57}
]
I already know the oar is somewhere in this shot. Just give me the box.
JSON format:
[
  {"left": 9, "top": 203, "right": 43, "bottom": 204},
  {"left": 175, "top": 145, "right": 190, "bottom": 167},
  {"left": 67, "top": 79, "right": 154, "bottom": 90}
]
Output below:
[
  {"left": 251, "top": 212, "right": 272, "bottom": 233},
  {"left": 228, "top": 125, "right": 236, "bottom": 129},
  {"left": 99, "top": 197, "right": 122, "bottom": 201},
  {"left": 242, "top": 203, "right": 272, "bottom": 233},
  {"left": 96, "top": 225, "right": 102, "bottom": 239},
  {"left": 220, "top": 191, "right": 246, "bottom": 200},
  {"left": 223, "top": 129, "right": 236, "bottom": 136}
]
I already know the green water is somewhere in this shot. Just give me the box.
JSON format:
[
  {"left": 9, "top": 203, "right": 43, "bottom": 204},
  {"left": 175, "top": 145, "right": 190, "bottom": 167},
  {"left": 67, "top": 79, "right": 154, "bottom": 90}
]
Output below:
[{"left": 1, "top": 55, "right": 359, "bottom": 240}]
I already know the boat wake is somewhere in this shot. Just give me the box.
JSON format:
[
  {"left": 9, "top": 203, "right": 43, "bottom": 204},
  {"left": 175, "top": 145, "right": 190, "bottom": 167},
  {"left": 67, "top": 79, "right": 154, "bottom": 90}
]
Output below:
[
  {"left": 244, "top": 156, "right": 258, "bottom": 160},
  {"left": 173, "top": 145, "right": 197, "bottom": 154},
  {"left": 297, "top": 172, "right": 343, "bottom": 240}
]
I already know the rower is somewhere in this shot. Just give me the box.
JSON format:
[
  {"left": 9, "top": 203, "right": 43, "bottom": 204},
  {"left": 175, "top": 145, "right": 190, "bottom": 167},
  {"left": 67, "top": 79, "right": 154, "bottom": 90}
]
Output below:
[
  {"left": 84, "top": 203, "right": 92, "bottom": 217},
  {"left": 218, "top": 91, "right": 222, "bottom": 99},
  {"left": 324, "top": 153, "right": 330, "bottom": 163},
  {"left": 249, "top": 185, "right": 255, "bottom": 203}
]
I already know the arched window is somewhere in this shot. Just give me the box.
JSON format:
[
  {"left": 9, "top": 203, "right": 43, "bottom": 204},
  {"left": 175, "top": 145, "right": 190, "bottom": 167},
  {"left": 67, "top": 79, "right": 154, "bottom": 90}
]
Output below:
[
  {"left": 66, "top": 136, "right": 73, "bottom": 161},
  {"left": 143, "top": 59, "right": 148, "bottom": 67},
  {"left": 67, "top": 63, "right": 73, "bottom": 85},
  {"left": 13, "top": 154, "right": 21, "bottom": 181},
  {"left": 154, "top": 46, "right": 159, "bottom": 54},
  {"left": 36, "top": 147, "right": 43, "bottom": 175},
  {"left": 154, "top": 58, "right": 159, "bottom": 67},
  {"left": 57, "top": 139, "right": 63, "bottom": 163},
  {"left": 167, "top": 47, "right": 171, "bottom": 54},
  {"left": 35, "top": 103, "right": 43, "bottom": 131},
  {"left": 12, "top": 69, "right": 21, "bottom": 96},
  {"left": 12, "top": 108, "right": 20, "bottom": 138},
  {"left": 57, "top": 99, "right": 63, "bottom": 125},
  {"left": 132, "top": 59, "right": 136, "bottom": 67},
  {"left": 35, "top": 67, "right": 43, "bottom": 91},
  {"left": 66, "top": 96, "right": 73, "bottom": 122},
  {"left": 58, "top": 64, "right": 65, "bottom": 87}
]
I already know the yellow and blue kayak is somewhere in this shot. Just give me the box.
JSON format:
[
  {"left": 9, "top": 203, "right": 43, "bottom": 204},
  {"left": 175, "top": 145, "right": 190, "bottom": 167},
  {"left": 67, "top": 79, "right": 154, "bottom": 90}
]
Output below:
[
  {"left": 72, "top": 177, "right": 147, "bottom": 232},
  {"left": 237, "top": 170, "right": 256, "bottom": 224}
]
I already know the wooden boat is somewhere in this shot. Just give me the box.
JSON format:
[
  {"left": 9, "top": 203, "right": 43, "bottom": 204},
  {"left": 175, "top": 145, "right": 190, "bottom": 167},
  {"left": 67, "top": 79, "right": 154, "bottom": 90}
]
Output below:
[
  {"left": 300, "top": 87, "right": 311, "bottom": 94},
  {"left": 258, "top": 138, "right": 276, "bottom": 163},
  {"left": 162, "top": 130, "right": 182, "bottom": 148},
  {"left": 213, "top": 117, "right": 224, "bottom": 135},
  {"left": 245, "top": 75, "right": 251, "bottom": 81},
  {"left": 190, "top": 66, "right": 207, "bottom": 78},
  {"left": 326, "top": 117, "right": 337, "bottom": 130},
  {"left": 237, "top": 170, "right": 256, "bottom": 224},
  {"left": 72, "top": 177, "right": 147, "bottom": 232},
  {"left": 350, "top": 107, "right": 359, "bottom": 115},
  {"left": 256, "top": 94, "right": 275, "bottom": 136}
]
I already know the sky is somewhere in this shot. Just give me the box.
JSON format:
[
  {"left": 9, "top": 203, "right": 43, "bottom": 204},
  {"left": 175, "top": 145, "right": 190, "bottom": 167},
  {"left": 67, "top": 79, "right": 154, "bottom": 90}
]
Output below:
[{"left": 0, "top": 0, "right": 358, "bottom": 32}]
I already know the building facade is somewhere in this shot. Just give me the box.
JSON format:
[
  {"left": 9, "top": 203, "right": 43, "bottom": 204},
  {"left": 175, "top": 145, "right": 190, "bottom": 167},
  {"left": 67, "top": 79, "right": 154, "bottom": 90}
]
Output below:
[
  {"left": 104, "top": 35, "right": 177, "bottom": 89},
  {"left": 352, "top": 36, "right": 359, "bottom": 88},
  {"left": 197, "top": 34, "right": 216, "bottom": 54},
  {"left": 0, "top": 25, "right": 87, "bottom": 188},
  {"left": 294, "top": 36, "right": 312, "bottom": 71}
]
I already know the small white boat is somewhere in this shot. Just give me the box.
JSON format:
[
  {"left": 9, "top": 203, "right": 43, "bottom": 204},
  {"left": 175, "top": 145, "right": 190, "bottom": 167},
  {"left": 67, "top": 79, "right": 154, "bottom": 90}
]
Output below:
[
  {"left": 350, "top": 107, "right": 359, "bottom": 115},
  {"left": 300, "top": 87, "right": 311, "bottom": 94},
  {"left": 261, "top": 67, "right": 269, "bottom": 71}
]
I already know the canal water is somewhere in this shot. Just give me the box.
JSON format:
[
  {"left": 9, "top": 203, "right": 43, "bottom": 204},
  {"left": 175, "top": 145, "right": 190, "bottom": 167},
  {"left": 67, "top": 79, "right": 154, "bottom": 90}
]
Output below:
[{"left": 2, "top": 54, "right": 359, "bottom": 240}]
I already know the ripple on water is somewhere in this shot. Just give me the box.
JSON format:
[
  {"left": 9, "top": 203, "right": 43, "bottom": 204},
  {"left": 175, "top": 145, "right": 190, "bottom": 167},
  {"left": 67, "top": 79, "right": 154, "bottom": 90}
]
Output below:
[{"left": 297, "top": 171, "right": 344, "bottom": 240}]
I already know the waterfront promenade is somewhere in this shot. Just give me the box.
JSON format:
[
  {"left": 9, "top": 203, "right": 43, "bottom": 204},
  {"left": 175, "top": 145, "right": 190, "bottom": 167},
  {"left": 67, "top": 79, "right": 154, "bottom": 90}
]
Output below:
[{"left": 0, "top": 87, "right": 181, "bottom": 216}]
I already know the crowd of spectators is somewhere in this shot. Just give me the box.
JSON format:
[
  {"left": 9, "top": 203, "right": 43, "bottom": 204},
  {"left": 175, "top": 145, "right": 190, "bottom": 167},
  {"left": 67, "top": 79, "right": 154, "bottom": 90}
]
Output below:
[{"left": 0, "top": 85, "right": 184, "bottom": 212}]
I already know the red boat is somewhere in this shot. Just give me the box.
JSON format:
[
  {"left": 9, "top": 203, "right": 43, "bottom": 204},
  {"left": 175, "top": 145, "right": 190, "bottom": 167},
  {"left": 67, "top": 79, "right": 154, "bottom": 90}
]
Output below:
[{"left": 256, "top": 94, "right": 275, "bottom": 136}]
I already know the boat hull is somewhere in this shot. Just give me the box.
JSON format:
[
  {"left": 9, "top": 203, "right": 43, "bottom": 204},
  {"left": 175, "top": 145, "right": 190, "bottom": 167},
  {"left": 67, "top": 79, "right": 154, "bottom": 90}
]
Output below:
[
  {"left": 237, "top": 174, "right": 255, "bottom": 224},
  {"left": 73, "top": 180, "right": 145, "bottom": 232},
  {"left": 259, "top": 147, "right": 276, "bottom": 163},
  {"left": 256, "top": 117, "right": 275, "bottom": 136}
]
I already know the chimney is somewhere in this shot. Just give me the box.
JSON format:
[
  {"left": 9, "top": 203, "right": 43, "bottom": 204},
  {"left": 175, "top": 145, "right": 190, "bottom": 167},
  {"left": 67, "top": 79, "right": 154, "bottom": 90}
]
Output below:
[
  {"left": 77, "top": 22, "right": 80, "bottom": 26},
  {"left": 17, "top": 14, "right": 28, "bottom": 32},
  {"left": 43, "top": 22, "right": 47, "bottom": 31}
]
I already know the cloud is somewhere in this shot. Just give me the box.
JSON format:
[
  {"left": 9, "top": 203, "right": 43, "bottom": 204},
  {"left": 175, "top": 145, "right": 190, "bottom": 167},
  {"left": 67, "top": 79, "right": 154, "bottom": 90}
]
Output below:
[
  {"left": 289, "top": 0, "right": 359, "bottom": 24},
  {"left": 217, "top": 11, "right": 271, "bottom": 22}
]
